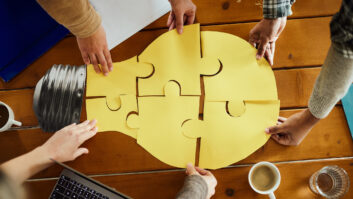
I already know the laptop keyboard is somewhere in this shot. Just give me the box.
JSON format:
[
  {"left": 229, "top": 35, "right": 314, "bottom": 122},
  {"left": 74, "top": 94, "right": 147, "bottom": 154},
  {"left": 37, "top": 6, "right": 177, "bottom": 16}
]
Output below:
[{"left": 50, "top": 175, "right": 110, "bottom": 199}]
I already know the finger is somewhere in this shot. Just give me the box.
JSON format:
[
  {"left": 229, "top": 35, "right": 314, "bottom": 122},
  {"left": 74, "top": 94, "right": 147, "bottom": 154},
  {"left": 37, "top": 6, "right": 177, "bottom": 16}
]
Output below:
[
  {"left": 167, "top": 12, "right": 174, "bottom": 27},
  {"left": 186, "top": 12, "right": 195, "bottom": 25},
  {"left": 76, "top": 119, "right": 97, "bottom": 134},
  {"left": 264, "top": 48, "right": 273, "bottom": 66},
  {"left": 79, "top": 127, "right": 98, "bottom": 144},
  {"left": 249, "top": 38, "right": 257, "bottom": 48},
  {"left": 103, "top": 49, "right": 113, "bottom": 72},
  {"left": 271, "top": 134, "right": 288, "bottom": 145},
  {"left": 81, "top": 51, "right": 90, "bottom": 65},
  {"left": 89, "top": 54, "right": 100, "bottom": 74},
  {"left": 186, "top": 163, "right": 198, "bottom": 175},
  {"left": 73, "top": 148, "right": 89, "bottom": 159},
  {"left": 278, "top": 116, "right": 287, "bottom": 122},
  {"left": 76, "top": 120, "right": 90, "bottom": 129},
  {"left": 175, "top": 11, "right": 184, "bottom": 34},
  {"left": 256, "top": 37, "right": 270, "bottom": 60},
  {"left": 169, "top": 20, "right": 176, "bottom": 31},
  {"left": 195, "top": 167, "right": 208, "bottom": 175},
  {"left": 265, "top": 123, "right": 285, "bottom": 135},
  {"left": 97, "top": 52, "right": 109, "bottom": 76}
]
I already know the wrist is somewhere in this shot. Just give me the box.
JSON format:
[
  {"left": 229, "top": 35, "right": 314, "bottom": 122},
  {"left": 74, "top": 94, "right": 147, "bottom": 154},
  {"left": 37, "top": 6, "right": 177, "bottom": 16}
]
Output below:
[
  {"left": 303, "top": 109, "right": 320, "bottom": 125},
  {"left": 33, "top": 146, "right": 54, "bottom": 166}
]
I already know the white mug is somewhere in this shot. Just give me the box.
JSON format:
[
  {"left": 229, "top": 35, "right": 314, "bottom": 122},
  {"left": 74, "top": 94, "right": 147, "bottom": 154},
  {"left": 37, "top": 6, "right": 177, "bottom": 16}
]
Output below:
[
  {"left": 248, "top": 161, "right": 281, "bottom": 199},
  {"left": 0, "top": 102, "right": 22, "bottom": 132}
]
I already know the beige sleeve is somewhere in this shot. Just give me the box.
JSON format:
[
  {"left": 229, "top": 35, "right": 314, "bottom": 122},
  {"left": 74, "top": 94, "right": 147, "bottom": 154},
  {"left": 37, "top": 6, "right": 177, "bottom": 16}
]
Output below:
[
  {"left": 176, "top": 175, "right": 208, "bottom": 199},
  {"left": 36, "top": 0, "right": 101, "bottom": 38},
  {"left": 309, "top": 43, "right": 353, "bottom": 119}
]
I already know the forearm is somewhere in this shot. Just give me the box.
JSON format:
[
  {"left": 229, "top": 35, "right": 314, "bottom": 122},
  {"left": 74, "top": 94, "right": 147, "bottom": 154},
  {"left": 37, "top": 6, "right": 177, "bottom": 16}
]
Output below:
[
  {"left": 1, "top": 146, "right": 52, "bottom": 184},
  {"left": 36, "top": 0, "right": 101, "bottom": 38},
  {"left": 309, "top": 44, "right": 353, "bottom": 119},
  {"left": 176, "top": 175, "right": 208, "bottom": 199},
  {"left": 263, "top": 0, "right": 295, "bottom": 19}
]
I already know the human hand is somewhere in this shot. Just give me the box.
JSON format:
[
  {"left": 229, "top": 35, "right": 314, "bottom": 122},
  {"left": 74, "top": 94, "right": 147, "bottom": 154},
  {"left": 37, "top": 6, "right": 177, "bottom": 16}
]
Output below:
[
  {"left": 249, "top": 17, "right": 287, "bottom": 65},
  {"left": 76, "top": 25, "right": 113, "bottom": 76},
  {"left": 186, "top": 163, "right": 217, "bottom": 199},
  {"left": 40, "top": 120, "right": 98, "bottom": 162},
  {"left": 265, "top": 109, "right": 320, "bottom": 146},
  {"left": 167, "top": 0, "right": 196, "bottom": 34}
]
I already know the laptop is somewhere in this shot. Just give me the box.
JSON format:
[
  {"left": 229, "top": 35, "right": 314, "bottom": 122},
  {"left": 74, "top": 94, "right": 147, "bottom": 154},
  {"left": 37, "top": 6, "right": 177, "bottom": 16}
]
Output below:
[{"left": 49, "top": 160, "right": 131, "bottom": 199}]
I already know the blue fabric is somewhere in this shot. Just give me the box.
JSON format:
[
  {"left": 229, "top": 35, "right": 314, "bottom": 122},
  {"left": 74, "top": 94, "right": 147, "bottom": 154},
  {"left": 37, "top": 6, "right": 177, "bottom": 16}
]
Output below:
[
  {"left": 342, "top": 84, "right": 353, "bottom": 139},
  {"left": 0, "top": 0, "right": 69, "bottom": 82}
]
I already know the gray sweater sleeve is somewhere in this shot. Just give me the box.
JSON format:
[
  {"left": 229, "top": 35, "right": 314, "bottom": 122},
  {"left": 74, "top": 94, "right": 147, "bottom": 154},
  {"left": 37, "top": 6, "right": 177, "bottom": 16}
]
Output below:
[
  {"left": 309, "top": 44, "right": 353, "bottom": 119},
  {"left": 176, "top": 175, "right": 208, "bottom": 199}
]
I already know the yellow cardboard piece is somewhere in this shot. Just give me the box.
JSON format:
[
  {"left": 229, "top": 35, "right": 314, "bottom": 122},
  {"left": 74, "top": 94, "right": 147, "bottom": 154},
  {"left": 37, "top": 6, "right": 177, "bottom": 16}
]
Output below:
[
  {"left": 201, "top": 31, "right": 278, "bottom": 103},
  {"left": 86, "top": 56, "right": 153, "bottom": 110},
  {"left": 86, "top": 95, "right": 138, "bottom": 139},
  {"left": 183, "top": 100, "right": 280, "bottom": 169},
  {"left": 138, "top": 24, "right": 221, "bottom": 96},
  {"left": 127, "top": 81, "right": 199, "bottom": 168}
]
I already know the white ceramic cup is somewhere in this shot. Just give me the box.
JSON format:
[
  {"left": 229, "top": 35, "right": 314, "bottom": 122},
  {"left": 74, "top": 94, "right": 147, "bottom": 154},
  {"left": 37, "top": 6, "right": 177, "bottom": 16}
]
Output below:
[
  {"left": 0, "top": 102, "right": 22, "bottom": 132},
  {"left": 248, "top": 161, "right": 281, "bottom": 199}
]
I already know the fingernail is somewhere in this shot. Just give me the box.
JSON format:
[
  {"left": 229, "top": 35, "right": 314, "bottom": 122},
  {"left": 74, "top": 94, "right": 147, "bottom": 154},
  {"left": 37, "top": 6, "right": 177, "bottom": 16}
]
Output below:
[
  {"left": 104, "top": 73, "right": 108, "bottom": 76},
  {"left": 265, "top": 128, "right": 270, "bottom": 133},
  {"left": 178, "top": 29, "right": 183, "bottom": 34},
  {"left": 256, "top": 55, "right": 261, "bottom": 60},
  {"left": 109, "top": 67, "right": 113, "bottom": 72}
]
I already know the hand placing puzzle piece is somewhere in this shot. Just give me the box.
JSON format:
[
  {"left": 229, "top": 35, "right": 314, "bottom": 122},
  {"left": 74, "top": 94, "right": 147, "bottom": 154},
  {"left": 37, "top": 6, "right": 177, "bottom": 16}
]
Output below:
[
  {"left": 182, "top": 100, "right": 280, "bottom": 169},
  {"left": 138, "top": 24, "right": 221, "bottom": 96},
  {"left": 201, "top": 31, "right": 278, "bottom": 103},
  {"left": 86, "top": 56, "right": 153, "bottom": 110},
  {"left": 86, "top": 94, "right": 138, "bottom": 139},
  {"left": 127, "top": 81, "right": 199, "bottom": 168}
]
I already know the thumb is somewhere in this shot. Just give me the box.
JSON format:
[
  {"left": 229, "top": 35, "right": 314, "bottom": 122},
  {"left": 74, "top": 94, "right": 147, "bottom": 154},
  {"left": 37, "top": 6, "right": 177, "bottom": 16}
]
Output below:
[
  {"left": 73, "top": 148, "right": 89, "bottom": 159},
  {"left": 265, "top": 124, "right": 285, "bottom": 135},
  {"left": 175, "top": 11, "right": 184, "bottom": 34},
  {"left": 186, "top": 163, "right": 198, "bottom": 175}
]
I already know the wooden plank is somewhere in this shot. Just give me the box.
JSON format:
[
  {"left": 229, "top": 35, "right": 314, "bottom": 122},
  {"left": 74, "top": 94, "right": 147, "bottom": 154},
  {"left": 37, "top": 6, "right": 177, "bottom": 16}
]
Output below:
[
  {"left": 146, "top": 0, "right": 341, "bottom": 29},
  {"left": 24, "top": 158, "right": 353, "bottom": 199},
  {"left": 0, "top": 67, "right": 320, "bottom": 127},
  {"left": 0, "top": 106, "right": 351, "bottom": 178},
  {"left": 0, "top": 17, "right": 330, "bottom": 90}
]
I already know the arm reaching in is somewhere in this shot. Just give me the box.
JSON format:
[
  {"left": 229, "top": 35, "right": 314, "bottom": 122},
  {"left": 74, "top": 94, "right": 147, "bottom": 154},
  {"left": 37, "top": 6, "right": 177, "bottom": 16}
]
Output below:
[
  {"left": 249, "top": 0, "right": 295, "bottom": 65},
  {"left": 1, "top": 120, "right": 97, "bottom": 184},
  {"left": 267, "top": 44, "right": 353, "bottom": 146},
  {"left": 176, "top": 163, "right": 217, "bottom": 199},
  {"left": 37, "top": 0, "right": 113, "bottom": 75},
  {"left": 167, "top": 0, "right": 196, "bottom": 34}
]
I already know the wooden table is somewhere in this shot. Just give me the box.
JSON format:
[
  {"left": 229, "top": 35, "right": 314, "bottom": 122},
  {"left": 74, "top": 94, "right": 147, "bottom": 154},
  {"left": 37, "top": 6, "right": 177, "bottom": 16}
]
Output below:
[{"left": 1, "top": 0, "right": 352, "bottom": 198}]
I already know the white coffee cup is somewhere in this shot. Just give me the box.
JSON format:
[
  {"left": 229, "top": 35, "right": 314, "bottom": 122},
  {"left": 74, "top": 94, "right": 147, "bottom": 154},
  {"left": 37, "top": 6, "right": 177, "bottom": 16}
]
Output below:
[
  {"left": 0, "top": 102, "right": 22, "bottom": 132},
  {"left": 248, "top": 161, "right": 281, "bottom": 199}
]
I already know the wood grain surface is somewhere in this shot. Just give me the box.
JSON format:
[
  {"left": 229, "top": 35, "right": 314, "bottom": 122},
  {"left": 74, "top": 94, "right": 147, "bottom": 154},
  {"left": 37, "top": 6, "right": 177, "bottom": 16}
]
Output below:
[{"left": 1, "top": 0, "right": 351, "bottom": 198}]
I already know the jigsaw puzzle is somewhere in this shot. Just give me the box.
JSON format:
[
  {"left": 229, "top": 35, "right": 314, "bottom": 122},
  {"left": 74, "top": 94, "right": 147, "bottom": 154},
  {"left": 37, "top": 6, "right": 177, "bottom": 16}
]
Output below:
[{"left": 85, "top": 23, "right": 280, "bottom": 169}]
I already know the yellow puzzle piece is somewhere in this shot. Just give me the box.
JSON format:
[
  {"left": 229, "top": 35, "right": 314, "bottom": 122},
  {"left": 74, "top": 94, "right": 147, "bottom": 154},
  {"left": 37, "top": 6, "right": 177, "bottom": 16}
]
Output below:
[
  {"left": 138, "top": 24, "right": 221, "bottom": 96},
  {"left": 183, "top": 100, "right": 280, "bottom": 169},
  {"left": 86, "top": 95, "right": 138, "bottom": 139},
  {"left": 127, "top": 81, "right": 199, "bottom": 167},
  {"left": 86, "top": 56, "right": 153, "bottom": 110},
  {"left": 201, "top": 31, "right": 278, "bottom": 113}
]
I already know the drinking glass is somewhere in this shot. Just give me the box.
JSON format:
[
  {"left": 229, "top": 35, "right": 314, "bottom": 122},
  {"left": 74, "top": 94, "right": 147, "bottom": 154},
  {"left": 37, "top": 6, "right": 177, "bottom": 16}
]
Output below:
[{"left": 309, "top": 165, "right": 350, "bottom": 198}]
